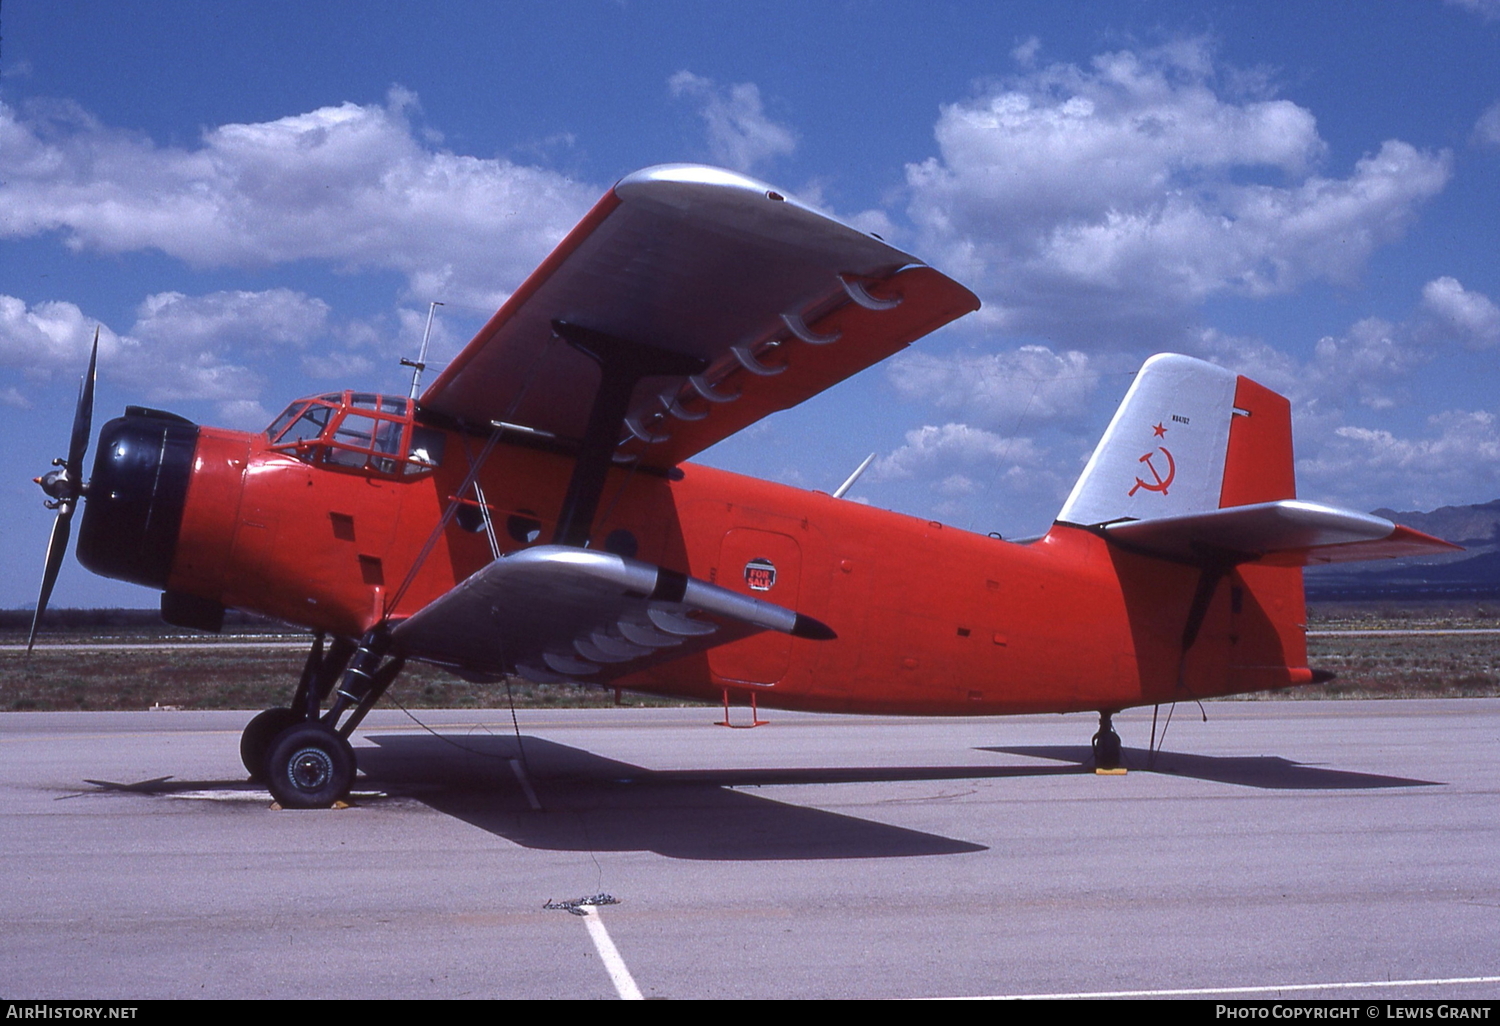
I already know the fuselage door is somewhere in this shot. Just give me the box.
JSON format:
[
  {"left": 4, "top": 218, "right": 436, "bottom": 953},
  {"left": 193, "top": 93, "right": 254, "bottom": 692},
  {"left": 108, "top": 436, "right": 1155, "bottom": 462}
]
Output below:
[{"left": 708, "top": 528, "right": 802, "bottom": 685}]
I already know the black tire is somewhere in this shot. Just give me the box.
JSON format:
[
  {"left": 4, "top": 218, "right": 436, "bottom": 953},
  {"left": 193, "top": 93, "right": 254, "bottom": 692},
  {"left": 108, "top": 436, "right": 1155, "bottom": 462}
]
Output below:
[
  {"left": 265, "top": 723, "right": 356, "bottom": 809},
  {"left": 240, "top": 707, "right": 303, "bottom": 781},
  {"left": 1093, "top": 729, "right": 1122, "bottom": 770}
]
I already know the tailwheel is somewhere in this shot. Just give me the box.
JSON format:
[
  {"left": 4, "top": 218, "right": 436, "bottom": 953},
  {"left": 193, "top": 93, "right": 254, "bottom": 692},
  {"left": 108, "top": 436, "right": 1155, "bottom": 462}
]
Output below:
[
  {"left": 240, "top": 707, "right": 304, "bottom": 782},
  {"left": 1092, "top": 710, "right": 1124, "bottom": 773},
  {"left": 265, "top": 722, "right": 356, "bottom": 809}
]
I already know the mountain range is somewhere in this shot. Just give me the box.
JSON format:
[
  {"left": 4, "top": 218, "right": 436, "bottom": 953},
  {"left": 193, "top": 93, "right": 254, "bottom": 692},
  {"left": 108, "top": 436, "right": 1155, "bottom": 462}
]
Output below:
[{"left": 1304, "top": 499, "right": 1500, "bottom": 600}]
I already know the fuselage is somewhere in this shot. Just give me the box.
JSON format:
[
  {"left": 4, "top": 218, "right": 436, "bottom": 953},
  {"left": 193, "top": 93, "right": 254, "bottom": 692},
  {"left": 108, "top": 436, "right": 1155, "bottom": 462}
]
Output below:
[{"left": 80, "top": 400, "right": 1313, "bottom": 717}]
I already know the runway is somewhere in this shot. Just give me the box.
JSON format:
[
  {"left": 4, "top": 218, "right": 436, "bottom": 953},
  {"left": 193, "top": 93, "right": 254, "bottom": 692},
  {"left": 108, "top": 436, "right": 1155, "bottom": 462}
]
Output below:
[{"left": 2, "top": 701, "right": 1498, "bottom": 1000}]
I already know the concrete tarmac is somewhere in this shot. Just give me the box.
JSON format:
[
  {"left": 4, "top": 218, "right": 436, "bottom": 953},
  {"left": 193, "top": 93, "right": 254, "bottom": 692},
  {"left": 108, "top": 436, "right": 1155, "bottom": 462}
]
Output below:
[{"left": 2, "top": 701, "right": 1498, "bottom": 1000}]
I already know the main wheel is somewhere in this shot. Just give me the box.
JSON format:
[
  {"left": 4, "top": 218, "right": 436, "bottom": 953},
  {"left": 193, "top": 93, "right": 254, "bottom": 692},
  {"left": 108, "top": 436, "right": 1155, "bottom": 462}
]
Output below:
[
  {"left": 240, "top": 707, "right": 304, "bottom": 781},
  {"left": 1092, "top": 728, "right": 1122, "bottom": 770},
  {"left": 265, "top": 723, "right": 356, "bottom": 809}
]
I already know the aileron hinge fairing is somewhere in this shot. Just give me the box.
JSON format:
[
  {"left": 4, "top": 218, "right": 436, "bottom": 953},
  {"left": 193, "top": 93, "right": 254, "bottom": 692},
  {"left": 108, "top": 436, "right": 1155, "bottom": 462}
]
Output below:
[
  {"left": 781, "top": 312, "right": 841, "bottom": 345},
  {"left": 689, "top": 374, "right": 740, "bottom": 403},
  {"left": 731, "top": 344, "right": 787, "bottom": 376},
  {"left": 839, "top": 274, "right": 903, "bottom": 311}
]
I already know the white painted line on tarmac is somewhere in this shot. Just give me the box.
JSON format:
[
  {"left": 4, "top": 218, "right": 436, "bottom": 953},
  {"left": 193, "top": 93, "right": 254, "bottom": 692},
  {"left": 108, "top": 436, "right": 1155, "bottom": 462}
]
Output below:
[
  {"left": 508, "top": 758, "right": 542, "bottom": 810},
  {"left": 581, "top": 907, "right": 643, "bottom": 1000},
  {"left": 930, "top": 973, "right": 1500, "bottom": 1000},
  {"left": 1307, "top": 629, "right": 1500, "bottom": 636}
]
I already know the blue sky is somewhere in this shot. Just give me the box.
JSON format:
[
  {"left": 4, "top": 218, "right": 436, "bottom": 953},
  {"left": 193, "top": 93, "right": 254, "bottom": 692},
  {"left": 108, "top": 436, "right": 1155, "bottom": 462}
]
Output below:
[{"left": 4, "top": 0, "right": 1500, "bottom": 608}]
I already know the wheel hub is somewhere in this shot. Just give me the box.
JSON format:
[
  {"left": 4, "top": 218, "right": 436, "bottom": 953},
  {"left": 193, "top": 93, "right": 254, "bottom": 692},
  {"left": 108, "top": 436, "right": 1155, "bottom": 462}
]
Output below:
[{"left": 289, "top": 747, "right": 335, "bottom": 791}]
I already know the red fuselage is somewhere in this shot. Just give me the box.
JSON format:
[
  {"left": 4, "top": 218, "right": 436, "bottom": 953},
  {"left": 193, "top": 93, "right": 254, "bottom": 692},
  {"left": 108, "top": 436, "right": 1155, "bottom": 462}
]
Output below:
[{"left": 162, "top": 421, "right": 1311, "bottom": 716}]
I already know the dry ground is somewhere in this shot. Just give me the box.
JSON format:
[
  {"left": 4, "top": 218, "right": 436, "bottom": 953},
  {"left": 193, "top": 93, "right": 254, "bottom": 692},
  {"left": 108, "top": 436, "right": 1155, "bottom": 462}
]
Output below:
[{"left": 3, "top": 601, "right": 1497, "bottom": 711}]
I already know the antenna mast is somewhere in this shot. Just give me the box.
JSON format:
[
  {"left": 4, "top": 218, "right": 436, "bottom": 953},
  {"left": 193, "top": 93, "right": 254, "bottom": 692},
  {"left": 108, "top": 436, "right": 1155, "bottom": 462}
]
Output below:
[{"left": 402, "top": 301, "right": 444, "bottom": 399}]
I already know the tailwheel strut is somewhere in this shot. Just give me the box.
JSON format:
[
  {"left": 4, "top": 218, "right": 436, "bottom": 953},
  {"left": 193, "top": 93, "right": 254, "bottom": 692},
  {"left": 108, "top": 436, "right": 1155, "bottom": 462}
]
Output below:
[{"left": 1092, "top": 710, "right": 1125, "bottom": 774}]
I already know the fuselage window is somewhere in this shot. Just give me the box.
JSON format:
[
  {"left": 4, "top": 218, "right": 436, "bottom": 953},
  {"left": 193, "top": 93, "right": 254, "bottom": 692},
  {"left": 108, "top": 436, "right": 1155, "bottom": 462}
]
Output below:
[{"left": 406, "top": 426, "right": 445, "bottom": 474}]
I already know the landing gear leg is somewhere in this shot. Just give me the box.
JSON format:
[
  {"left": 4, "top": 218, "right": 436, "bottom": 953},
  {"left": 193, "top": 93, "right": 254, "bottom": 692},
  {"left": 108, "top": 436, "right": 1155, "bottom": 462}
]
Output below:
[
  {"left": 239, "top": 631, "right": 356, "bottom": 785},
  {"left": 261, "top": 628, "right": 406, "bottom": 809},
  {"left": 1092, "top": 710, "right": 1124, "bottom": 773}
]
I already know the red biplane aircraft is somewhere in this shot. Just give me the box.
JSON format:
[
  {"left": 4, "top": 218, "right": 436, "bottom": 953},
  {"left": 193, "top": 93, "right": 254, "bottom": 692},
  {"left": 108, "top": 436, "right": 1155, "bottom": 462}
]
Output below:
[{"left": 31, "top": 164, "right": 1458, "bottom": 808}]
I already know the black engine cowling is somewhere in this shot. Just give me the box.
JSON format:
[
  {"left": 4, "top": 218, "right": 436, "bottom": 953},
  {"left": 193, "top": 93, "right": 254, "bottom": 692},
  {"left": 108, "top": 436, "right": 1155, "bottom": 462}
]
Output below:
[{"left": 77, "top": 407, "right": 198, "bottom": 590}]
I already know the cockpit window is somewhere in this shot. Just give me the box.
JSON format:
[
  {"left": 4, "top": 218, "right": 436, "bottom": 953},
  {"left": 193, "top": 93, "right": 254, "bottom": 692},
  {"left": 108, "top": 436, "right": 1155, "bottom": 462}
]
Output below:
[
  {"left": 267, "top": 391, "right": 442, "bottom": 478},
  {"left": 265, "top": 402, "right": 307, "bottom": 442},
  {"left": 277, "top": 404, "right": 334, "bottom": 446}
]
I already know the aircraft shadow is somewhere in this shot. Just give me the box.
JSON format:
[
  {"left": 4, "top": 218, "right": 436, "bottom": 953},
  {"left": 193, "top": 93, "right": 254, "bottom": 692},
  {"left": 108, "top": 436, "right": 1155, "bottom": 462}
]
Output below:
[
  {"left": 354, "top": 733, "right": 997, "bottom": 861},
  {"left": 984, "top": 745, "right": 1442, "bottom": 789}
]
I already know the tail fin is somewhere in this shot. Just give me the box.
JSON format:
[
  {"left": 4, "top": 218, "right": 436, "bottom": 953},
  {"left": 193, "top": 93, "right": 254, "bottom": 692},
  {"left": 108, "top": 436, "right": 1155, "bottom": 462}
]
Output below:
[{"left": 1057, "top": 353, "right": 1293, "bottom": 528}]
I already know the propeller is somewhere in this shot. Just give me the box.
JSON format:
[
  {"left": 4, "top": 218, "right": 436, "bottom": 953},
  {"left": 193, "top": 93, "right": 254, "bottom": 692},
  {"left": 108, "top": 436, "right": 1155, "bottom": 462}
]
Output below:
[{"left": 28, "top": 327, "right": 100, "bottom": 653}]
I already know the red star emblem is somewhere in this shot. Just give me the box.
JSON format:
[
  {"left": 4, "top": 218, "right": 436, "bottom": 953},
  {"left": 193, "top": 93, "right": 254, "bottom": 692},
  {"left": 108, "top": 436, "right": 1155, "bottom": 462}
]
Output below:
[{"left": 1153, "top": 422, "right": 1167, "bottom": 438}]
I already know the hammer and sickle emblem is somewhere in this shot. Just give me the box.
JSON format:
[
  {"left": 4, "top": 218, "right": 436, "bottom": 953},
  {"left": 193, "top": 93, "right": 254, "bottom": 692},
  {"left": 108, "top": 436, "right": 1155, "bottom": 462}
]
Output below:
[{"left": 1129, "top": 447, "right": 1175, "bottom": 496}]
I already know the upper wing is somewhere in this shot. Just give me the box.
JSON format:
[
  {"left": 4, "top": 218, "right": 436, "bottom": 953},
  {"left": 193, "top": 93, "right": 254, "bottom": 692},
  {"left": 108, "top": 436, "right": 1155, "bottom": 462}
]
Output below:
[
  {"left": 390, "top": 544, "right": 834, "bottom": 683},
  {"left": 419, "top": 165, "right": 979, "bottom": 469},
  {"left": 1102, "top": 499, "right": 1462, "bottom": 567}
]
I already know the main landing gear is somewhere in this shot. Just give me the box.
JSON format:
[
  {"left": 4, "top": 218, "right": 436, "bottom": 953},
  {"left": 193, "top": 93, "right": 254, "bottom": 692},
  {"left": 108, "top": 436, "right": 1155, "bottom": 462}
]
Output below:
[
  {"left": 1092, "top": 710, "right": 1124, "bottom": 773},
  {"left": 239, "top": 629, "right": 405, "bottom": 808}
]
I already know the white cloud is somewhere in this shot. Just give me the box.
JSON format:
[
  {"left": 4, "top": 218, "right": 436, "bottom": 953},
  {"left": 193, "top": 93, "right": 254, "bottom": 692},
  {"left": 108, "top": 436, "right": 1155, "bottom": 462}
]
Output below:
[
  {"left": 1011, "top": 36, "right": 1042, "bottom": 67},
  {"left": 1446, "top": 0, "right": 1500, "bottom": 23},
  {"left": 668, "top": 71, "right": 797, "bottom": 172},
  {"left": 904, "top": 39, "right": 1451, "bottom": 346},
  {"left": 886, "top": 344, "right": 1097, "bottom": 429},
  {"left": 1474, "top": 102, "right": 1500, "bottom": 149},
  {"left": 0, "top": 288, "right": 336, "bottom": 405},
  {"left": 132, "top": 289, "right": 330, "bottom": 353},
  {"left": 0, "top": 90, "right": 598, "bottom": 309},
  {"left": 1303, "top": 410, "right": 1500, "bottom": 510},
  {"left": 0, "top": 295, "right": 122, "bottom": 372},
  {"left": 868, "top": 421, "right": 1075, "bottom": 528},
  {"left": 215, "top": 399, "right": 274, "bottom": 431},
  {"left": 1420, "top": 277, "right": 1500, "bottom": 348}
]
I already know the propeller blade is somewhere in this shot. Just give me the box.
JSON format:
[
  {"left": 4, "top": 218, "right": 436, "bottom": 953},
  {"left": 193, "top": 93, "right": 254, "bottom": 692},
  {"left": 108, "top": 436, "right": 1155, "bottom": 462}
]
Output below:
[
  {"left": 67, "top": 327, "right": 99, "bottom": 476},
  {"left": 28, "top": 508, "right": 74, "bottom": 654}
]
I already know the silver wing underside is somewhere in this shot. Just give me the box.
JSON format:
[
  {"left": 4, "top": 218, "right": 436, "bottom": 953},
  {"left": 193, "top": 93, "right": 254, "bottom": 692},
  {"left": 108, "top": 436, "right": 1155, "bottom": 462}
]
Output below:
[{"left": 390, "top": 545, "right": 833, "bottom": 684}]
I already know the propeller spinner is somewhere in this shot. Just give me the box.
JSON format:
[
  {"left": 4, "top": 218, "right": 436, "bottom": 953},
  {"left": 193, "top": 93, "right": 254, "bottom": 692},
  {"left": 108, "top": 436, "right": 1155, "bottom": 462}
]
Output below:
[{"left": 28, "top": 328, "right": 99, "bottom": 652}]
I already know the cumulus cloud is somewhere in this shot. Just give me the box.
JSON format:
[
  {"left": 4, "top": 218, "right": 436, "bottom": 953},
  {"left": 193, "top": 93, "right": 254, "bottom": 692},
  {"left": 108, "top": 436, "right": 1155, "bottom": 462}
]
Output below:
[
  {"left": 0, "top": 295, "right": 124, "bottom": 373},
  {"left": 866, "top": 421, "right": 1075, "bottom": 524},
  {"left": 669, "top": 71, "right": 797, "bottom": 172},
  {"left": 132, "top": 289, "right": 330, "bottom": 354},
  {"left": 0, "top": 90, "right": 598, "bottom": 309},
  {"left": 904, "top": 39, "right": 1451, "bottom": 346},
  {"left": 1474, "top": 102, "right": 1500, "bottom": 149},
  {"left": 1420, "top": 277, "right": 1500, "bottom": 349},
  {"left": 1303, "top": 410, "right": 1500, "bottom": 510},
  {"left": 0, "top": 288, "right": 336, "bottom": 405},
  {"left": 874, "top": 422, "right": 1044, "bottom": 481},
  {"left": 886, "top": 344, "right": 1097, "bottom": 428}
]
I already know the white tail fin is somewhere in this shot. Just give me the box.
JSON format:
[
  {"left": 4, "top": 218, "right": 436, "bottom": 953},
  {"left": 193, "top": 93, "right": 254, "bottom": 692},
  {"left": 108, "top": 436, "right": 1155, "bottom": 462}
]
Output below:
[{"left": 1057, "top": 354, "right": 1294, "bottom": 527}]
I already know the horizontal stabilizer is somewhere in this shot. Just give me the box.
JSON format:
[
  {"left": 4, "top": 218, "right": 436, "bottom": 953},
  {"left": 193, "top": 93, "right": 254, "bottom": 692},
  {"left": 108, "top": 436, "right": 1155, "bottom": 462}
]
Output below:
[
  {"left": 391, "top": 545, "right": 833, "bottom": 682},
  {"left": 1102, "top": 499, "right": 1462, "bottom": 567}
]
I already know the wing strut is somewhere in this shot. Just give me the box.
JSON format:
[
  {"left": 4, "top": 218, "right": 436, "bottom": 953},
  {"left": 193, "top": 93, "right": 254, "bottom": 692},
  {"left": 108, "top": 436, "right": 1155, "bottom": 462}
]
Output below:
[{"left": 549, "top": 321, "right": 706, "bottom": 547}]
